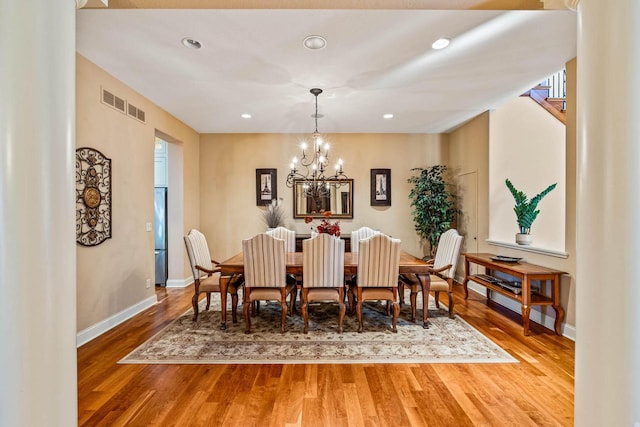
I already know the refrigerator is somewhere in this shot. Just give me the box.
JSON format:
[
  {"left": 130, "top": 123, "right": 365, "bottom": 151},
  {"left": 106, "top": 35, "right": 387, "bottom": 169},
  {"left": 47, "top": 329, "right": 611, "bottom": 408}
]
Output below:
[{"left": 154, "top": 187, "right": 168, "bottom": 286}]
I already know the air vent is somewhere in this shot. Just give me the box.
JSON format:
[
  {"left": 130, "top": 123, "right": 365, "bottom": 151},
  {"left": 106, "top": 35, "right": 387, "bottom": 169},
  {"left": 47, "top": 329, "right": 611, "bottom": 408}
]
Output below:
[
  {"left": 114, "top": 96, "right": 125, "bottom": 113},
  {"left": 101, "top": 87, "right": 126, "bottom": 114},
  {"left": 102, "top": 89, "right": 115, "bottom": 106},
  {"left": 127, "top": 103, "right": 146, "bottom": 124}
]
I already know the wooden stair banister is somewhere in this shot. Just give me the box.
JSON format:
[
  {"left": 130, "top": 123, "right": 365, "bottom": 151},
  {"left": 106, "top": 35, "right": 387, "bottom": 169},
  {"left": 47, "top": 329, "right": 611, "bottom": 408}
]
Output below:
[{"left": 522, "top": 85, "right": 566, "bottom": 124}]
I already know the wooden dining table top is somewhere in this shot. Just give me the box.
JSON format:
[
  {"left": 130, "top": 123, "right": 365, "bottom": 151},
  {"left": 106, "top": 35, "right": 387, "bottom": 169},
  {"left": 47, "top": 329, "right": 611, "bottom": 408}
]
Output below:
[{"left": 218, "top": 251, "right": 433, "bottom": 275}]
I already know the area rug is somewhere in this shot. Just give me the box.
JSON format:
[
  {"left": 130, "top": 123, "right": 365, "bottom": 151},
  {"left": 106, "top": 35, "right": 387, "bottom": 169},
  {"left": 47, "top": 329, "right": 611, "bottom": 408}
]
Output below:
[{"left": 120, "top": 294, "right": 517, "bottom": 365}]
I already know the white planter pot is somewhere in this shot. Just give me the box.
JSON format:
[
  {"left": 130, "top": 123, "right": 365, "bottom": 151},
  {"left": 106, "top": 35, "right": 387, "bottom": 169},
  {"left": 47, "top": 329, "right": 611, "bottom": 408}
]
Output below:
[{"left": 515, "top": 233, "right": 533, "bottom": 246}]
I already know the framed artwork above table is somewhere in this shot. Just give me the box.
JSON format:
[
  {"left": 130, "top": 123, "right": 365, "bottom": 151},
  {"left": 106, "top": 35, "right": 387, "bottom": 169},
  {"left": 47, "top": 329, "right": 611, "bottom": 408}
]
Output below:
[
  {"left": 256, "top": 168, "right": 277, "bottom": 205},
  {"left": 370, "top": 169, "right": 391, "bottom": 206}
]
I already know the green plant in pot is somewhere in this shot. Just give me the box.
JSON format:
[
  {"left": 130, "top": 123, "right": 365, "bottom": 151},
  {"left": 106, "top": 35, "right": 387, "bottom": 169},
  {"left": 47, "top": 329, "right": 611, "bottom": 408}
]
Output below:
[
  {"left": 505, "top": 179, "right": 556, "bottom": 246},
  {"left": 408, "top": 165, "right": 457, "bottom": 257}
]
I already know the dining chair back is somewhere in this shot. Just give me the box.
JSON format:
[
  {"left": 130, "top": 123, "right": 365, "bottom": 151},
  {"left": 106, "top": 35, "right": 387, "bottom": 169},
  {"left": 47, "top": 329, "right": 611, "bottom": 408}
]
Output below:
[
  {"left": 355, "top": 234, "right": 401, "bottom": 333},
  {"left": 350, "top": 226, "right": 380, "bottom": 253},
  {"left": 242, "top": 233, "right": 294, "bottom": 333},
  {"left": 301, "top": 233, "right": 346, "bottom": 333},
  {"left": 184, "top": 229, "right": 243, "bottom": 322},
  {"left": 266, "top": 226, "right": 296, "bottom": 252},
  {"left": 432, "top": 229, "right": 464, "bottom": 280}
]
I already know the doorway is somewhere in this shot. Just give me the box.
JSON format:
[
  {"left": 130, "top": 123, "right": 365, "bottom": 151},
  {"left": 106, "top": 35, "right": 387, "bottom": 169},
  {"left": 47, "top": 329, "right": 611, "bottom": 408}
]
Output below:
[
  {"left": 457, "top": 171, "right": 478, "bottom": 280},
  {"left": 154, "top": 131, "right": 184, "bottom": 288}
]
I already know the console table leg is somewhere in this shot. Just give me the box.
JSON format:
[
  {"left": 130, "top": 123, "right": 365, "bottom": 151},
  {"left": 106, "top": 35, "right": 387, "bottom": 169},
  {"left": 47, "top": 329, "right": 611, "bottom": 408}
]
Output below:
[
  {"left": 522, "top": 304, "right": 531, "bottom": 336},
  {"left": 552, "top": 275, "right": 564, "bottom": 335},
  {"left": 463, "top": 259, "right": 470, "bottom": 299},
  {"left": 553, "top": 305, "right": 565, "bottom": 335}
]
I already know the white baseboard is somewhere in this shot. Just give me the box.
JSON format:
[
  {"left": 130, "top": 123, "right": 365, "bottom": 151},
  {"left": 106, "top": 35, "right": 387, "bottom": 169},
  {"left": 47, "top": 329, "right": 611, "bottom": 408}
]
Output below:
[
  {"left": 166, "top": 276, "right": 193, "bottom": 288},
  {"left": 466, "top": 282, "right": 576, "bottom": 341},
  {"left": 76, "top": 295, "right": 158, "bottom": 347}
]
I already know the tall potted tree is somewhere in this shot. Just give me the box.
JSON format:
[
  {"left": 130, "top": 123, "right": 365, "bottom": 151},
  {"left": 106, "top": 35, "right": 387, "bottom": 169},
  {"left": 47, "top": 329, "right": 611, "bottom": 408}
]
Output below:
[
  {"left": 505, "top": 179, "right": 556, "bottom": 245},
  {"left": 407, "top": 165, "right": 457, "bottom": 257}
]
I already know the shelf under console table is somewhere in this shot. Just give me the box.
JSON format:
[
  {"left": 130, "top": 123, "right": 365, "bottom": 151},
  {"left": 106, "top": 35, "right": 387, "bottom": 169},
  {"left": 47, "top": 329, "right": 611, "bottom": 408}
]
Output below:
[{"left": 462, "top": 252, "right": 567, "bottom": 336}]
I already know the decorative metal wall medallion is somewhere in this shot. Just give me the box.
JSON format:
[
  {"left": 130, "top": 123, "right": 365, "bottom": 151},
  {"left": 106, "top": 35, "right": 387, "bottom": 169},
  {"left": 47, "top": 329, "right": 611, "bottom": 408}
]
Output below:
[{"left": 76, "top": 147, "right": 112, "bottom": 246}]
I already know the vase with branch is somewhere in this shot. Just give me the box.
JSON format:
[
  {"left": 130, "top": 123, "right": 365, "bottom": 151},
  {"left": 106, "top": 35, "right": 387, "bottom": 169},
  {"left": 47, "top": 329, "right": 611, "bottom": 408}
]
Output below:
[{"left": 262, "top": 198, "right": 285, "bottom": 230}]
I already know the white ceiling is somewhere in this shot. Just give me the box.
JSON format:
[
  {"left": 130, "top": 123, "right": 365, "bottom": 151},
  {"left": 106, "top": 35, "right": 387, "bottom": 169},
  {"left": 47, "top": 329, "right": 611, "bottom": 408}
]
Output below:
[{"left": 76, "top": 9, "right": 576, "bottom": 134}]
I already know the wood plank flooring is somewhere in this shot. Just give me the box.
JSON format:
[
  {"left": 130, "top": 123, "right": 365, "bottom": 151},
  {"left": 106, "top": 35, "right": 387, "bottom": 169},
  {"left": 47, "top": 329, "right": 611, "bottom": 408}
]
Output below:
[{"left": 77, "top": 285, "right": 574, "bottom": 426}]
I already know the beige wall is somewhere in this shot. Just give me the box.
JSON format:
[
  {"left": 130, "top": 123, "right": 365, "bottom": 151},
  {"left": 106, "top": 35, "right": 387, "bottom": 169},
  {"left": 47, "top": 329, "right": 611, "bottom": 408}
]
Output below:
[
  {"left": 489, "top": 96, "right": 567, "bottom": 251},
  {"left": 448, "top": 59, "right": 577, "bottom": 334},
  {"left": 198, "top": 133, "right": 449, "bottom": 260},
  {"left": 76, "top": 54, "right": 200, "bottom": 332}
]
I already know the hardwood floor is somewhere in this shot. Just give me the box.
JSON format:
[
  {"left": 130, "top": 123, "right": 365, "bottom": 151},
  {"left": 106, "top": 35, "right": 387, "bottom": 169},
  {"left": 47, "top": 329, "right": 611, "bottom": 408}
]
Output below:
[{"left": 77, "top": 285, "right": 574, "bottom": 426}]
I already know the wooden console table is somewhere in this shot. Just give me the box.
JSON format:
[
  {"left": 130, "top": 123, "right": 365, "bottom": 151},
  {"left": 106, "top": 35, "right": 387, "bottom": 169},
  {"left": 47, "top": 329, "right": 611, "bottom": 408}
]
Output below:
[
  {"left": 462, "top": 253, "right": 566, "bottom": 336},
  {"left": 295, "top": 234, "right": 351, "bottom": 252}
]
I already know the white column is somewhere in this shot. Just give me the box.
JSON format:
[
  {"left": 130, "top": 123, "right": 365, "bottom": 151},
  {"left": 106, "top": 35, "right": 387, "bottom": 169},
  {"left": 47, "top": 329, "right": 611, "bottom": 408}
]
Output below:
[
  {"left": 575, "top": 0, "right": 640, "bottom": 425},
  {"left": 0, "top": 2, "right": 77, "bottom": 427}
]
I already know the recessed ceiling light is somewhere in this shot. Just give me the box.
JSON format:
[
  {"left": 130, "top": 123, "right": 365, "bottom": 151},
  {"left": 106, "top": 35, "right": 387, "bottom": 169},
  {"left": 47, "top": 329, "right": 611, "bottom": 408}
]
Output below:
[
  {"left": 432, "top": 38, "right": 450, "bottom": 50},
  {"left": 383, "top": 113, "right": 394, "bottom": 119},
  {"left": 241, "top": 113, "right": 252, "bottom": 119},
  {"left": 303, "top": 35, "right": 327, "bottom": 50},
  {"left": 181, "top": 37, "right": 202, "bottom": 49}
]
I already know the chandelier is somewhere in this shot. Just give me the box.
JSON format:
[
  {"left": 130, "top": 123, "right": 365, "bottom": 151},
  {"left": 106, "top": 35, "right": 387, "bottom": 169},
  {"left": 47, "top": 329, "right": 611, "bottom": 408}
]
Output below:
[{"left": 285, "top": 88, "right": 348, "bottom": 200}]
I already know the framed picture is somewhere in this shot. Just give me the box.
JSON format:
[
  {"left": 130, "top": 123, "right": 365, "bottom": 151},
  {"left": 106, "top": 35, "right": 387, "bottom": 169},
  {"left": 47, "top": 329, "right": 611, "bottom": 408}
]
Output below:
[
  {"left": 370, "top": 169, "right": 391, "bottom": 206},
  {"left": 256, "top": 168, "right": 277, "bottom": 205}
]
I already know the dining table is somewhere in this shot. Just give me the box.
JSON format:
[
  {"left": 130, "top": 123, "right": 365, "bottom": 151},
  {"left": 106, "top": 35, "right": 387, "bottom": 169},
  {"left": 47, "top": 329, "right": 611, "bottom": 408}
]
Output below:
[{"left": 217, "top": 251, "right": 433, "bottom": 330}]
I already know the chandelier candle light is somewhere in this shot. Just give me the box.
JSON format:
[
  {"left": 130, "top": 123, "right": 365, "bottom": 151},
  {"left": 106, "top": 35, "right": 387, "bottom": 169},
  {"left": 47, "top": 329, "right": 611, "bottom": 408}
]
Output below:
[{"left": 286, "top": 88, "right": 348, "bottom": 202}]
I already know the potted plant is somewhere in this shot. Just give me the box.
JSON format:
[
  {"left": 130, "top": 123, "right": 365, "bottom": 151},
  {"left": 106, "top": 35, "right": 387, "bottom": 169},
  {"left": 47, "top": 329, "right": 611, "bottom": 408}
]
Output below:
[
  {"left": 407, "top": 165, "right": 457, "bottom": 257},
  {"left": 505, "top": 179, "right": 556, "bottom": 245}
]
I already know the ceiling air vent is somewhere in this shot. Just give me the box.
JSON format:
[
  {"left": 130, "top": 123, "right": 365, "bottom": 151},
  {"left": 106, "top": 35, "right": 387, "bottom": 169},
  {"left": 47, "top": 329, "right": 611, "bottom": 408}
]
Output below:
[
  {"left": 101, "top": 87, "right": 126, "bottom": 114},
  {"left": 128, "top": 103, "right": 146, "bottom": 124}
]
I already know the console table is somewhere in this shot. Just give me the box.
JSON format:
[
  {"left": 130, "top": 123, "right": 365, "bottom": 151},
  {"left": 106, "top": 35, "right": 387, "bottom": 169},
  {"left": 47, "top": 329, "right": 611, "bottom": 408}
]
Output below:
[
  {"left": 295, "top": 234, "right": 351, "bottom": 252},
  {"left": 462, "top": 253, "right": 566, "bottom": 336}
]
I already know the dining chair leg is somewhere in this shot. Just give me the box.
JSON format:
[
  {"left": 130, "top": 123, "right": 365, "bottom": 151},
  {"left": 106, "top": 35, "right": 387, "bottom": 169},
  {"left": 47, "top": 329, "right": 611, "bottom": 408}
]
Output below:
[
  {"left": 280, "top": 288, "right": 288, "bottom": 333},
  {"left": 191, "top": 293, "right": 200, "bottom": 322},
  {"left": 391, "top": 301, "right": 399, "bottom": 333},
  {"left": 243, "top": 289, "right": 252, "bottom": 334},
  {"left": 447, "top": 290, "right": 455, "bottom": 319},
  {"left": 205, "top": 292, "right": 211, "bottom": 311},
  {"left": 231, "top": 291, "right": 239, "bottom": 323},
  {"left": 301, "top": 289, "right": 310, "bottom": 334},
  {"left": 289, "top": 286, "right": 297, "bottom": 316},
  {"left": 356, "top": 288, "right": 364, "bottom": 333},
  {"left": 337, "top": 300, "right": 346, "bottom": 334},
  {"left": 348, "top": 285, "right": 357, "bottom": 316},
  {"left": 434, "top": 291, "right": 441, "bottom": 308}
]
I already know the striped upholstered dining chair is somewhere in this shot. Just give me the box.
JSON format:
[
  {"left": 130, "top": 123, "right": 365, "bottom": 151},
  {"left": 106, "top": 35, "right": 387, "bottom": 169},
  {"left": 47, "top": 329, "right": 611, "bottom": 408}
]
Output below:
[
  {"left": 355, "top": 234, "right": 402, "bottom": 333},
  {"left": 346, "top": 226, "right": 381, "bottom": 314},
  {"left": 183, "top": 229, "right": 244, "bottom": 323},
  {"left": 399, "top": 229, "right": 464, "bottom": 327},
  {"left": 242, "top": 233, "right": 296, "bottom": 333},
  {"left": 265, "top": 226, "right": 298, "bottom": 312},
  {"left": 265, "top": 226, "right": 296, "bottom": 252},
  {"left": 350, "top": 226, "right": 380, "bottom": 254},
  {"left": 301, "top": 233, "right": 346, "bottom": 333}
]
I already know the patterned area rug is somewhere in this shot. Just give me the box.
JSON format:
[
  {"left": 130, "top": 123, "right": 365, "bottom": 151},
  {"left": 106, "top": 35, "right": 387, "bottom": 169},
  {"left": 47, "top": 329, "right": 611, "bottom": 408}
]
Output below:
[{"left": 120, "top": 294, "right": 516, "bottom": 364}]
